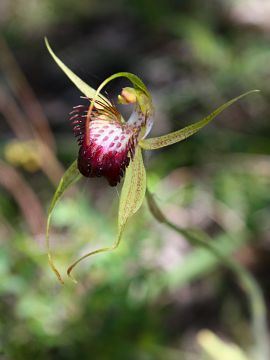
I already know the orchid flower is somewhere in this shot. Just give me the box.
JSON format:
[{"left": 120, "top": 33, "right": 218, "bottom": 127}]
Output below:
[{"left": 45, "top": 38, "right": 258, "bottom": 283}]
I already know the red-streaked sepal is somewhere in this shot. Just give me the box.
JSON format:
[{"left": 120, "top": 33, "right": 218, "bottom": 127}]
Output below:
[{"left": 139, "top": 90, "right": 259, "bottom": 150}]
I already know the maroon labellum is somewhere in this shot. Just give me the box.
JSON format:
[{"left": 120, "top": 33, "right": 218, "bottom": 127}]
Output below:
[{"left": 69, "top": 98, "right": 141, "bottom": 186}]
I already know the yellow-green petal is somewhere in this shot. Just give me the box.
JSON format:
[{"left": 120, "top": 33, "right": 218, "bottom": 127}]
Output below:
[
  {"left": 86, "top": 72, "right": 152, "bottom": 125},
  {"left": 67, "top": 148, "right": 146, "bottom": 282},
  {"left": 46, "top": 160, "right": 82, "bottom": 283},
  {"left": 139, "top": 90, "right": 259, "bottom": 150},
  {"left": 45, "top": 37, "right": 108, "bottom": 103}
]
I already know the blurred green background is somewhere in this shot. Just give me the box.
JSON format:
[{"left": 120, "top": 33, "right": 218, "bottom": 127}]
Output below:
[{"left": 0, "top": 0, "right": 270, "bottom": 359}]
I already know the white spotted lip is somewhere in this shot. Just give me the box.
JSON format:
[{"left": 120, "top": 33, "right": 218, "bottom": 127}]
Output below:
[
  {"left": 69, "top": 97, "right": 150, "bottom": 186},
  {"left": 78, "top": 119, "right": 138, "bottom": 186}
]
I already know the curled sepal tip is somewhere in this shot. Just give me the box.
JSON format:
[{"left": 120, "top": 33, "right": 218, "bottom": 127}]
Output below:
[
  {"left": 139, "top": 90, "right": 260, "bottom": 150},
  {"left": 46, "top": 160, "right": 82, "bottom": 283},
  {"left": 67, "top": 147, "right": 146, "bottom": 281}
]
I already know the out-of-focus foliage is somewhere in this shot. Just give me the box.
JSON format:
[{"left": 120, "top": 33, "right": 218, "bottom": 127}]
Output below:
[{"left": 1, "top": 0, "right": 270, "bottom": 359}]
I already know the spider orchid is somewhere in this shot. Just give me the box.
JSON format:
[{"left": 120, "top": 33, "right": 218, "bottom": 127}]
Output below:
[{"left": 45, "top": 38, "right": 258, "bottom": 283}]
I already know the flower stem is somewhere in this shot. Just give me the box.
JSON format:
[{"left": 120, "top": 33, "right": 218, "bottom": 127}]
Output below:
[{"left": 146, "top": 189, "right": 269, "bottom": 360}]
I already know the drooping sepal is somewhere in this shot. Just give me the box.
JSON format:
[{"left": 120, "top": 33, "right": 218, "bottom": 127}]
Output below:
[
  {"left": 67, "top": 147, "right": 146, "bottom": 282},
  {"left": 118, "top": 147, "right": 146, "bottom": 230},
  {"left": 46, "top": 160, "right": 82, "bottom": 283}
]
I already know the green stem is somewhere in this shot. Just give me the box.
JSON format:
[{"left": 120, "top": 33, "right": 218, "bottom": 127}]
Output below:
[{"left": 146, "top": 189, "right": 269, "bottom": 360}]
